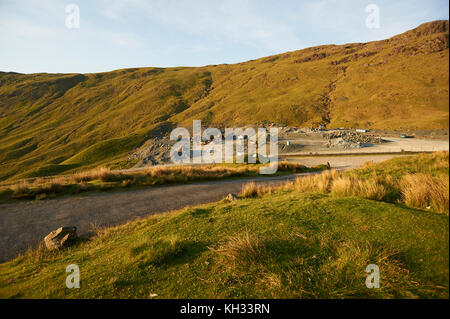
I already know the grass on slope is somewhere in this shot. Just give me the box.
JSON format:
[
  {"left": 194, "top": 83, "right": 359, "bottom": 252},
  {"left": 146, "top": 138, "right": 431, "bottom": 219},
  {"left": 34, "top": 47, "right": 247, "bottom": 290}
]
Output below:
[
  {"left": 241, "top": 152, "right": 449, "bottom": 214},
  {"left": 352, "top": 151, "right": 449, "bottom": 179},
  {"left": 0, "top": 153, "right": 448, "bottom": 298},
  {"left": 0, "top": 193, "right": 447, "bottom": 298},
  {"left": 351, "top": 151, "right": 449, "bottom": 213},
  {"left": 0, "top": 20, "right": 448, "bottom": 181}
]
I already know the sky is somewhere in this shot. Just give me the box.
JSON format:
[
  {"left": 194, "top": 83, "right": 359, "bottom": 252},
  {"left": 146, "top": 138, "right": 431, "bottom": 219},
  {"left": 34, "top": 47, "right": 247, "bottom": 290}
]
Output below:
[{"left": 0, "top": 0, "right": 448, "bottom": 74}]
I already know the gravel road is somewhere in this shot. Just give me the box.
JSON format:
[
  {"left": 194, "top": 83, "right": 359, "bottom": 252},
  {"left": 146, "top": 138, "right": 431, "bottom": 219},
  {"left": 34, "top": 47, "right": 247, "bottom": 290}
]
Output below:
[
  {"left": 0, "top": 173, "right": 314, "bottom": 262},
  {"left": 0, "top": 153, "right": 412, "bottom": 262}
]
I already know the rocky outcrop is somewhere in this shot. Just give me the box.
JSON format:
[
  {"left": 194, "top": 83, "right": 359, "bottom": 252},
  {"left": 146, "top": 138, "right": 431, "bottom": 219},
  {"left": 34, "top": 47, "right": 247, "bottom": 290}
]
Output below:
[{"left": 128, "top": 138, "right": 172, "bottom": 166}]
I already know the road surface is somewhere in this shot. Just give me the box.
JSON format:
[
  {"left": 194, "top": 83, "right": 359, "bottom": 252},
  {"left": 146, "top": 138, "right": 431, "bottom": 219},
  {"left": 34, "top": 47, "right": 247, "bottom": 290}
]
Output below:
[{"left": 0, "top": 153, "right": 409, "bottom": 262}]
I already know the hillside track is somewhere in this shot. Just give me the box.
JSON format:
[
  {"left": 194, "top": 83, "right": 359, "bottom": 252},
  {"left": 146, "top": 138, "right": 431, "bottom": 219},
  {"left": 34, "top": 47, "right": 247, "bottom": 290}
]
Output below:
[
  {"left": 0, "top": 172, "right": 319, "bottom": 262},
  {"left": 0, "top": 153, "right": 422, "bottom": 262}
]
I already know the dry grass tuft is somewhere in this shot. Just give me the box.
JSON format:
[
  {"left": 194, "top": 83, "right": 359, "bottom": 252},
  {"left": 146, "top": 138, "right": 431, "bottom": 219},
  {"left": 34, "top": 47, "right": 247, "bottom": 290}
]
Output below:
[
  {"left": 294, "top": 170, "right": 340, "bottom": 193},
  {"left": 11, "top": 181, "right": 32, "bottom": 198},
  {"left": 357, "top": 179, "right": 387, "bottom": 201},
  {"left": 210, "top": 232, "right": 266, "bottom": 267},
  {"left": 239, "top": 181, "right": 277, "bottom": 198},
  {"left": 239, "top": 182, "right": 260, "bottom": 198},
  {"left": 260, "top": 271, "right": 283, "bottom": 289},
  {"left": 330, "top": 176, "right": 356, "bottom": 197},
  {"left": 401, "top": 174, "right": 449, "bottom": 214},
  {"left": 330, "top": 175, "right": 387, "bottom": 200}
]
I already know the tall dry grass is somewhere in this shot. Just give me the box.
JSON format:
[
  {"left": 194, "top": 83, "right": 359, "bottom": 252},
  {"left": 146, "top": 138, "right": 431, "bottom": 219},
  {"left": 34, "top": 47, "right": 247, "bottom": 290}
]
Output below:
[
  {"left": 238, "top": 156, "right": 448, "bottom": 214},
  {"left": 239, "top": 181, "right": 278, "bottom": 198},
  {"left": 330, "top": 176, "right": 387, "bottom": 200},
  {"left": 357, "top": 179, "right": 387, "bottom": 201},
  {"left": 239, "top": 182, "right": 259, "bottom": 198},
  {"left": 10, "top": 181, "right": 31, "bottom": 198},
  {"left": 401, "top": 174, "right": 449, "bottom": 214},
  {"left": 73, "top": 167, "right": 112, "bottom": 182},
  {"left": 294, "top": 170, "right": 340, "bottom": 193},
  {"left": 2, "top": 161, "right": 309, "bottom": 200},
  {"left": 239, "top": 169, "right": 341, "bottom": 198},
  {"left": 330, "top": 176, "right": 356, "bottom": 197}
]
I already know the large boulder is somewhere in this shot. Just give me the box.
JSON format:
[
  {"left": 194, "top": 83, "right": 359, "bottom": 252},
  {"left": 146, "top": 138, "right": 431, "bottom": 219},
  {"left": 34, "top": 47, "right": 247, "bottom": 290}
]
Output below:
[{"left": 44, "top": 226, "right": 78, "bottom": 250}]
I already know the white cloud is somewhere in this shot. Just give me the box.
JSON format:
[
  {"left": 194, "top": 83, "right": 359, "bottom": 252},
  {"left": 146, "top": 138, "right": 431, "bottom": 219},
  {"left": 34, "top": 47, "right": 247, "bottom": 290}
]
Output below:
[{"left": 1, "top": 0, "right": 447, "bottom": 73}]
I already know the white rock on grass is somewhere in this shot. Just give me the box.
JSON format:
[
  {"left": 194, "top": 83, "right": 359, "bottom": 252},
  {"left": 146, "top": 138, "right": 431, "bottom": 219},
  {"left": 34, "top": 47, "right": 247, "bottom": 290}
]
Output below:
[{"left": 44, "top": 226, "right": 78, "bottom": 250}]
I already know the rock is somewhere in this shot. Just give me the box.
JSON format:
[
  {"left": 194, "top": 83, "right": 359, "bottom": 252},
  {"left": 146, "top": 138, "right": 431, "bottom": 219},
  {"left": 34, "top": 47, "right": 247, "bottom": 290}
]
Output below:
[
  {"left": 225, "top": 193, "right": 239, "bottom": 202},
  {"left": 325, "top": 130, "right": 384, "bottom": 149},
  {"left": 44, "top": 226, "right": 78, "bottom": 250}
]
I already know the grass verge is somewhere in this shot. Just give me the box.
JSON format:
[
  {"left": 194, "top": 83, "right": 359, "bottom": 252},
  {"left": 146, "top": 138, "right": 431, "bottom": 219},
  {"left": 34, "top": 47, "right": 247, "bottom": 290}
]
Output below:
[
  {"left": 0, "top": 162, "right": 324, "bottom": 202},
  {"left": 241, "top": 152, "right": 449, "bottom": 214},
  {"left": 0, "top": 152, "right": 448, "bottom": 298}
]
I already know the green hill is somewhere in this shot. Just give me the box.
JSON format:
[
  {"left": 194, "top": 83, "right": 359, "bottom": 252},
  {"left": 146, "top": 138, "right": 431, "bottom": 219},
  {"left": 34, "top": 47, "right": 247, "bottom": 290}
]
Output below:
[
  {"left": 0, "top": 153, "right": 448, "bottom": 298},
  {"left": 0, "top": 20, "right": 448, "bottom": 181}
]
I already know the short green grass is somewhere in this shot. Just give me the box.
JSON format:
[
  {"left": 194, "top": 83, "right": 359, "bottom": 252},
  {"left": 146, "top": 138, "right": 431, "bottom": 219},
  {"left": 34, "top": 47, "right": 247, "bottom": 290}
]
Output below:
[
  {"left": 0, "top": 153, "right": 448, "bottom": 299},
  {"left": 352, "top": 151, "right": 449, "bottom": 179},
  {"left": 0, "top": 192, "right": 447, "bottom": 298}
]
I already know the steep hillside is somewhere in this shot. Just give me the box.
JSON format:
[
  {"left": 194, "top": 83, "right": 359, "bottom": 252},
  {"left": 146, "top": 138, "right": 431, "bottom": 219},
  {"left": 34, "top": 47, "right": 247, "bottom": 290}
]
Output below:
[{"left": 0, "top": 20, "right": 448, "bottom": 180}]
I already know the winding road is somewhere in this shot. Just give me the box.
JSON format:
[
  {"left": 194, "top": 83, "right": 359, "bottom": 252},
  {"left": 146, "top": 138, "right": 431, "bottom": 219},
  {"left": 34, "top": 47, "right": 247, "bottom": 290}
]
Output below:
[{"left": 0, "top": 154, "right": 408, "bottom": 262}]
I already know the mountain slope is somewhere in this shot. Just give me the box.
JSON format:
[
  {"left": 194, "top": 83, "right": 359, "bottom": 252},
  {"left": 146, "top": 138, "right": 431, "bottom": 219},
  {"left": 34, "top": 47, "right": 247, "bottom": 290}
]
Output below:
[{"left": 0, "top": 20, "right": 448, "bottom": 180}]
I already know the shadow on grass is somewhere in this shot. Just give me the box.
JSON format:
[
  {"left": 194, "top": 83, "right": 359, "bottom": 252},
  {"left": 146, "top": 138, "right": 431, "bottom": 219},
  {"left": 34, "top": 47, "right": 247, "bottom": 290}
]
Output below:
[{"left": 113, "top": 240, "right": 210, "bottom": 289}]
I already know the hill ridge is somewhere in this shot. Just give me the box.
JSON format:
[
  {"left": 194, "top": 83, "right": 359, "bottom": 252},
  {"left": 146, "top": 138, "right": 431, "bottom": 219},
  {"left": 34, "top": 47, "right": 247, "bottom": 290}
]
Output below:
[{"left": 0, "top": 20, "right": 448, "bottom": 180}]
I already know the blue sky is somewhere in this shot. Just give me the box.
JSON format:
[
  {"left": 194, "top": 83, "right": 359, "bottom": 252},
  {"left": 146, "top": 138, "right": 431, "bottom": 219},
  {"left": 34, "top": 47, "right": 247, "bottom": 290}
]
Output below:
[{"left": 0, "top": 0, "right": 448, "bottom": 74}]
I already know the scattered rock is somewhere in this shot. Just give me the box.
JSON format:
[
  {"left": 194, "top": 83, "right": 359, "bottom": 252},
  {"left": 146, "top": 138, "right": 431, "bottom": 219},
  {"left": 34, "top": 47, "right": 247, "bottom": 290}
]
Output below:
[
  {"left": 44, "top": 226, "right": 78, "bottom": 250},
  {"left": 225, "top": 193, "right": 239, "bottom": 202},
  {"left": 324, "top": 131, "right": 384, "bottom": 149}
]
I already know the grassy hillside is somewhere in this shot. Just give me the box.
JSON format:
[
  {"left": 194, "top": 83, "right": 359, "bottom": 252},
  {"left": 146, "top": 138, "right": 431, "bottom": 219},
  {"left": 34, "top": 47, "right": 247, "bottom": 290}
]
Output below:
[
  {"left": 0, "top": 153, "right": 448, "bottom": 298},
  {"left": 0, "top": 20, "right": 448, "bottom": 181}
]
